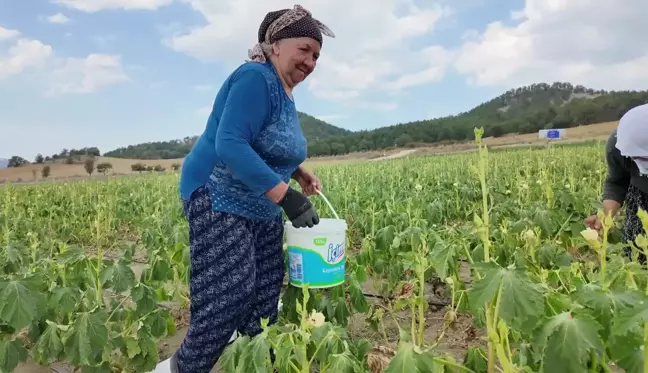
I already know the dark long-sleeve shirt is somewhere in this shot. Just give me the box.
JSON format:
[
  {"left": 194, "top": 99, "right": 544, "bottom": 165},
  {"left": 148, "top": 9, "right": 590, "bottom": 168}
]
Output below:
[{"left": 602, "top": 128, "right": 648, "bottom": 204}]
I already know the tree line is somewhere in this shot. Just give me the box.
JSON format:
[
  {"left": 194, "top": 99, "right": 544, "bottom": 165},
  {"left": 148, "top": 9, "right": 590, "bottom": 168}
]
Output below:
[
  {"left": 4, "top": 82, "right": 647, "bottom": 163},
  {"left": 306, "top": 83, "right": 648, "bottom": 156}
]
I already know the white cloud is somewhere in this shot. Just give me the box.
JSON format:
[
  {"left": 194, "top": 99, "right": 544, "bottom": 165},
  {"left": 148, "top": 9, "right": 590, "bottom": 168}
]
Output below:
[
  {"left": 0, "top": 26, "right": 21, "bottom": 41},
  {"left": 47, "top": 13, "right": 71, "bottom": 24},
  {"left": 0, "top": 27, "right": 130, "bottom": 95},
  {"left": 383, "top": 46, "right": 454, "bottom": 90},
  {"left": 47, "top": 54, "right": 129, "bottom": 95},
  {"left": 0, "top": 39, "right": 53, "bottom": 79},
  {"left": 454, "top": 0, "right": 648, "bottom": 90},
  {"left": 166, "top": 0, "right": 451, "bottom": 102},
  {"left": 52, "top": 0, "right": 173, "bottom": 12}
]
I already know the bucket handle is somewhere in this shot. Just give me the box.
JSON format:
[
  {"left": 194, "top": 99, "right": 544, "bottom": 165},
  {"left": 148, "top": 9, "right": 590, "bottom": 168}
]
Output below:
[{"left": 315, "top": 190, "right": 340, "bottom": 220}]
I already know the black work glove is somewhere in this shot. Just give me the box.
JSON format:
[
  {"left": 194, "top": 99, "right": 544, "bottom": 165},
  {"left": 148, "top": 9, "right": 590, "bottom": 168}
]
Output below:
[{"left": 279, "top": 187, "right": 320, "bottom": 228}]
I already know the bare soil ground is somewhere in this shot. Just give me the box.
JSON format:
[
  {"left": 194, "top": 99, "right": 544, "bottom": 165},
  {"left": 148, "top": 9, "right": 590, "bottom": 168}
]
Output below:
[{"left": 1, "top": 121, "right": 617, "bottom": 184}]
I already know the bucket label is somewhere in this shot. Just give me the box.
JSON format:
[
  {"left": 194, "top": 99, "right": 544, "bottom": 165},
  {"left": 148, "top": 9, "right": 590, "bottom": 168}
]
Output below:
[{"left": 287, "top": 229, "right": 346, "bottom": 288}]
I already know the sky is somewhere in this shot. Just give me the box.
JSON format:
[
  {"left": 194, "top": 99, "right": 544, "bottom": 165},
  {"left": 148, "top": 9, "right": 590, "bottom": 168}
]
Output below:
[{"left": 1, "top": 0, "right": 646, "bottom": 160}]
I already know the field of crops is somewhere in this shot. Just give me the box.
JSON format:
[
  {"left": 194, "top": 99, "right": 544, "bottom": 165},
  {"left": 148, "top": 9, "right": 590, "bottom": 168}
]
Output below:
[{"left": 3, "top": 129, "right": 648, "bottom": 373}]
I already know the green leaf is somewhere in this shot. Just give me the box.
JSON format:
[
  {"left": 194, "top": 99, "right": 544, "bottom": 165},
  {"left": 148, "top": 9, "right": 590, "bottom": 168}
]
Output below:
[
  {"left": 0, "top": 280, "right": 38, "bottom": 330},
  {"left": 56, "top": 245, "right": 86, "bottom": 264},
  {"left": 271, "top": 333, "right": 296, "bottom": 373},
  {"left": 0, "top": 339, "right": 28, "bottom": 373},
  {"left": 349, "top": 277, "right": 369, "bottom": 313},
  {"left": 220, "top": 336, "right": 250, "bottom": 373},
  {"left": 429, "top": 238, "right": 456, "bottom": 279},
  {"left": 127, "top": 329, "right": 159, "bottom": 372},
  {"left": 376, "top": 226, "right": 397, "bottom": 251},
  {"left": 384, "top": 343, "right": 417, "bottom": 373},
  {"left": 576, "top": 284, "right": 638, "bottom": 337},
  {"left": 99, "top": 264, "right": 114, "bottom": 286},
  {"left": 609, "top": 332, "right": 643, "bottom": 373},
  {"left": 350, "top": 339, "right": 372, "bottom": 363},
  {"left": 613, "top": 294, "right": 648, "bottom": 337},
  {"left": 413, "top": 351, "right": 441, "bottom": 372},
  {"left": 545, "top": 290, "right": 573, "bottom": 315},
  {"left": 539, "top": 312, "right": 603, "bottom": 373},
  {"left": 63, "top": 311, "right": 109, "bottom": 366},
  {"left": 235, "top": 334, "right": 271, "bottom": 373},
  {"left": 5, "top": 241, "right": 28, "bottom": 266},
  {"left": 147, "top": 310, "right": 168, "bottom": 339},
  {"left": 126, "top": 338, "right": 141, "bottom": 359},
  {"left": 326, "top": 350, "right": 362, "bottom": 373},
  {"left": 467, "top": 262, "right": 544, "bottom": 332},
  {"left": 464, "top": 346, "right": 488, "bottom": 373},
  {"left": 151, "top": 259, "right": 172, "bottom": 282},
  {"left": 33, "top": 322, "right": 64, "bottom": 364},
  {"left": 334, "top": 297, "right": 350, "bottom": 326},
  {"left": 131, "top": 283, "right": 157, "bottom": 315},
  {"left": 111, "top": 262, "right": 135, "bottom": 293},
  {"left": 49, "top": 287, "right": 79, "bottom": 316}
]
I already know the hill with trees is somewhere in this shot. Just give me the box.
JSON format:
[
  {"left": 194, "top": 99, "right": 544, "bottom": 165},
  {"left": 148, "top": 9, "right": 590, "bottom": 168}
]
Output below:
[
  {"left": 5, "top": 82, "right": 646, "bottom": 165},
  {"left": 102, "top": 112, "right": 352, "bottom": 159},
  {"left": 305, "top": 82, "right": 648, "bottom": 156},
  {"left": 102, "top": 82, "right": 647, "bottom": 159}
]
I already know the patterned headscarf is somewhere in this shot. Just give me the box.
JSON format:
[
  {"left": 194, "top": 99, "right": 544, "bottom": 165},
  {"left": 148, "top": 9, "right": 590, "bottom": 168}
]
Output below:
[{"left": 248, "top": 5, "right": 335, "bottom": 63}]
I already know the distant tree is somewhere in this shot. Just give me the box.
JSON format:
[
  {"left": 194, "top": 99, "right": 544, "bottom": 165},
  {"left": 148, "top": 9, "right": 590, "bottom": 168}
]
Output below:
[
  {"left": 171, "top": 163, "right": 181, "bottom": 171},
  {"left": 489, "top": 124, "right": 505, "bottom": 138},
  {"left": 84, "top": 158, "right": 95, "bottom": 176},
  {"left": 153, "top": 165, "right": 166, "bottom": 172},
  {"left": 45, "top": 156, "right": 51, "bottom": 162},
  {"left": 131, "top": 163, "right": 146, "bottom": 173},
  {"left": 65, "top": 156, "right": 74, "bottom": 165},
  {"left": 146, "top": 166, "right": 154, "bottom": 172},
  {"left": 42, "top": 165, "right": 51, "bottom": 178},
  {"left": 97, "top": 162, "right": 113, "bottom": 175},
  {"left": 8, "top": 156, "right": 28, "bottom": 168},
  {"left": 395, "top": 134, "right": 413, "bottom": 147},
  {"left": 330, "top": 142, "right": 346, "bottom": 155},
  {"left": 35, "top": 154, "right": 44, "bottom": 164}
]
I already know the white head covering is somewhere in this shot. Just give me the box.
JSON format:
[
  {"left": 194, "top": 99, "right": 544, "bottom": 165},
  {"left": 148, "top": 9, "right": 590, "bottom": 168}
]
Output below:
[{"left": 616, "top": 103, "right": 648, "bottom": 175}]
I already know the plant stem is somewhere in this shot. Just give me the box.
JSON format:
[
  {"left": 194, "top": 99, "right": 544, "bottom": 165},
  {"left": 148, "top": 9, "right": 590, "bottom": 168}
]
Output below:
[
  {"left": 417, "top": 264, "right": 426, "bottom": 346},
  {"left": 410, "top": 305, "right": 417, "bottom": 346},
  {"left": 600, "top": 215, "right": 609, "bottom": 290},
  {"left": 485, "top": 306, "right": 496, "bottom": 373}
]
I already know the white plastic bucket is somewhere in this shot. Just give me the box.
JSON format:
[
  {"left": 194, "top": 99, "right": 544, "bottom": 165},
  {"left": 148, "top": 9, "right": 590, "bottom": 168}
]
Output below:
[{"left": 285, "top": 218, "right": 347, "bottom": 288}]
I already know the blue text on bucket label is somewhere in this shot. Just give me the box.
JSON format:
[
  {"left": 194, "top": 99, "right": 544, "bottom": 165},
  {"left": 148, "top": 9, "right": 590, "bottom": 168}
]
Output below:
[
  {"left": 287, "top": 246, "right": 345, "bottom": 287},
  {"left": 327, "top": 243, "right": 345, "bottom": 263}
]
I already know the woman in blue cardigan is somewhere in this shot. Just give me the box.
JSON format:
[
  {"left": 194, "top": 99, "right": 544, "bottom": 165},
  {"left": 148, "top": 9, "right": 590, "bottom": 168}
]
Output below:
[{"left": 169, "top": 5, "right": 335, "bottom": 373}]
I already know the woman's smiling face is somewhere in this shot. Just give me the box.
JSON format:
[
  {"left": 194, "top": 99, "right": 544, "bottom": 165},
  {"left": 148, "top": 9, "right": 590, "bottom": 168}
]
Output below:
[{"left": 272, "top": 37, "right": 321, "bottom": 88}]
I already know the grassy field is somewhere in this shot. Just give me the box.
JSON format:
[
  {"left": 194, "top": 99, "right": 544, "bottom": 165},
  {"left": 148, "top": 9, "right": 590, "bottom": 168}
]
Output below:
[
  {"left": 7, "top": 127, "right": 647, "bottom": 373},
  {"left": 0, "top": 121, "right": 617, "bottom": 184}
]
